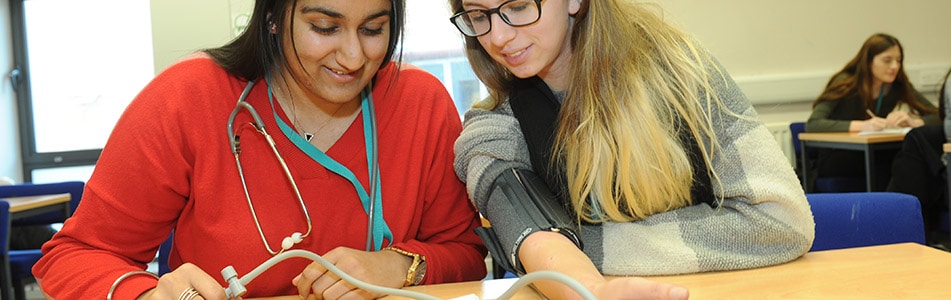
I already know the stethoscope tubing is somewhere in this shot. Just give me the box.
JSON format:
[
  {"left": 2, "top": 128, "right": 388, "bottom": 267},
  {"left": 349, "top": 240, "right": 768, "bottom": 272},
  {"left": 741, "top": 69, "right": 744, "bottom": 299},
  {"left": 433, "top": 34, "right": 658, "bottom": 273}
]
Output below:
[
  {"left": 229, "top": 79, "right": 387, "bottom": 254},
  {"left": 229, "top": 80, "right": 314, "bottom": 255},
  {"left": 365, "top": 88, "right": 380, "bottom": 252}
]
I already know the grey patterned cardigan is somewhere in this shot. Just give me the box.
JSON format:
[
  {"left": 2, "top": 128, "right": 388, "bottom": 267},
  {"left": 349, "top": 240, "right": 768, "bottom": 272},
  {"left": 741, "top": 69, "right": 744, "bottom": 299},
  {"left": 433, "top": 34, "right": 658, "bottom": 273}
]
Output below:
[{"left": 453, "top": 68, "right": 815, "bottom": 276}]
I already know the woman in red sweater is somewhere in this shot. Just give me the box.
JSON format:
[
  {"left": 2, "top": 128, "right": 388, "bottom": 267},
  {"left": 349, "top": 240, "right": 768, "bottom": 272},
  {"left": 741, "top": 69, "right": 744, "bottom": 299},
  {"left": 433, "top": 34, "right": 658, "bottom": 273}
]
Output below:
[{"left": 31, "top": 0, "right": 487, "bottom": 299}]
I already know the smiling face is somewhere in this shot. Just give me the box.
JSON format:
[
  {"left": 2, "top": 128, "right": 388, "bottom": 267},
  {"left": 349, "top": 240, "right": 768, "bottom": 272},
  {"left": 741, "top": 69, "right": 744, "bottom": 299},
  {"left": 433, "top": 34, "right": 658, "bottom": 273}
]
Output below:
[
  {"left": 279, "top": 0, "right": 391, "bottom": 105},
  {"left": 870, "top": 45, "right": 902, "bottom": 86},
  {"left": 463, "top": 0, "right": 580, "bottom": 90}
]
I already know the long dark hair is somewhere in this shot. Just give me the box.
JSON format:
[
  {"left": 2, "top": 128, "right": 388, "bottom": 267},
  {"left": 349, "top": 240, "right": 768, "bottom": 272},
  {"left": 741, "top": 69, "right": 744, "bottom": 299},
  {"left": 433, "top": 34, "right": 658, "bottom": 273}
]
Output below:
[
  {"left": 813, "top": 33, "right": 933, "bottom": 114},
  {"left": 204, "top": 0, "right": 405, "bottom": 82}
]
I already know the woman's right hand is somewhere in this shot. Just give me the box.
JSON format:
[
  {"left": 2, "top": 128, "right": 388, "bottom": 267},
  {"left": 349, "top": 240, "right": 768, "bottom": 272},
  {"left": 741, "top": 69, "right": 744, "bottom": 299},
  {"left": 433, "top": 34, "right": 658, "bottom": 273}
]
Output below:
[
  {"left": 587, "top": 277, "right": 689, "bottom": 300},
  {"left": 137, "top": 263, "right": 229, "bottom": 300}
]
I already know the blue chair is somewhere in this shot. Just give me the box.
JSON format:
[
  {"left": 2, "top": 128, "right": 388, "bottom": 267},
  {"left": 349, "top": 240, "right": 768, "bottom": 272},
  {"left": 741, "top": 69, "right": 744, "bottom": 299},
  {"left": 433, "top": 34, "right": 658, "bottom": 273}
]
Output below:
[
  {"left": 0, "top": 201, "right": 42, "bottom": 300},
  {"left": 0, "top": 181, "right": 84, "bottom": 300},
  {"left": 157, "top": 231, "right": 174, "bottom": 276},
  {"left": 1, "top": 181, "right": 84, "bottom": 228},
  {"left": 807, "top": 192, "right": 925, "bottom": 251},
  {"left": 790, "top": 122, "right": 865, "bottom": 193}
]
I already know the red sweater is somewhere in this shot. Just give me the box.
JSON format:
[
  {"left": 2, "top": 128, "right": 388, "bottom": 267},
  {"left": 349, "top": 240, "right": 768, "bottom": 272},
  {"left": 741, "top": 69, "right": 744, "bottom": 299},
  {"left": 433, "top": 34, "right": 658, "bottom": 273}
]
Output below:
[{"left": 33, "top": 58, "right": 486, "bottom": 298}]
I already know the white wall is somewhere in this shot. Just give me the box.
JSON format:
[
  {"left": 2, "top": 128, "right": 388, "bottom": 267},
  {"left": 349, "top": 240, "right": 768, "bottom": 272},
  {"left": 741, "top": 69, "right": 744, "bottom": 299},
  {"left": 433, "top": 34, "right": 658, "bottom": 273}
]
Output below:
[
  {"left": 653, "top": 0, "right": 951, "bottom": 124},
  {"left": 2, "top": 0, "right": 950, "bottom": 181},
  {"left": 149, "top": 0, "right": 235, "bottom": 74}
]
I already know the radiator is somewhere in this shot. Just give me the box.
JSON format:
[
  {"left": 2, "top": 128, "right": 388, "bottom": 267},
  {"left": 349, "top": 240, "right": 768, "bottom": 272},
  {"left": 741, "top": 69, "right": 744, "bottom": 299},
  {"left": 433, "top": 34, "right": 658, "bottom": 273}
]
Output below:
[{"left": 764, "top": 121, "right": 795, "bottom": 167}]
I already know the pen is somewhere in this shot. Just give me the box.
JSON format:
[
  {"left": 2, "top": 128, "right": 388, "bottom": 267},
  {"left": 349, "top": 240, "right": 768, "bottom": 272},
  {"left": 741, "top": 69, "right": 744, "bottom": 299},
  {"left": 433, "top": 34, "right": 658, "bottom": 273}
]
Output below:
[{"left": 866, "top": 109, "right": 877, "bottom": 118}]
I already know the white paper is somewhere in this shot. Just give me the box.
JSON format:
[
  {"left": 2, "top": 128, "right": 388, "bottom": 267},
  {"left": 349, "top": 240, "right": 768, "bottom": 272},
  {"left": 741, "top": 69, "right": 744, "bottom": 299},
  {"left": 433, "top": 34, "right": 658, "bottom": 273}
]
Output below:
[
  {"left": 480, "top": 278, "right": 519, "bottom": 300},
  {"left": 857, "top": 127, "right": 912, "bottom": 136}
]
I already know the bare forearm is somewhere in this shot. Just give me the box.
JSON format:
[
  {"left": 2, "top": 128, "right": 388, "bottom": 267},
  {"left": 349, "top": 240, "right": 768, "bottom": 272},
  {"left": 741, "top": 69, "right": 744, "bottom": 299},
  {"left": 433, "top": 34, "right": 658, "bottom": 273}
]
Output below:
[{"left": 519, "top": 231, "right": 604, "bottom": 300}]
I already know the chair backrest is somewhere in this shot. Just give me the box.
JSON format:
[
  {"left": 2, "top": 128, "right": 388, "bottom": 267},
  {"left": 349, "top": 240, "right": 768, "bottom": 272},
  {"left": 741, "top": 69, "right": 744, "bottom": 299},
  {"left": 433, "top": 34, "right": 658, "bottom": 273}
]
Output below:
[
  {"left": 158, "top": 231, "right": 174, "bottom": 276},
  {"left": 0, "top": 201, "right": 14, "bottom": 300},
  {"left": 0, "top": 181, "right": 84, "bottom": 226},
  {"left": 807, "top": 192, "right": 925, "bottom": 251},
  {"left": 789, "top": 122, "right": 819, "bottom": 159},
  {"left": 0, "top": 201, "right": 10, "bottom": 255},
  {"left": 790, "top": 123, "right": 865, "bottom": 193},
  {"left": 790, "top": 122, "right": 806, "bottom": 158}
]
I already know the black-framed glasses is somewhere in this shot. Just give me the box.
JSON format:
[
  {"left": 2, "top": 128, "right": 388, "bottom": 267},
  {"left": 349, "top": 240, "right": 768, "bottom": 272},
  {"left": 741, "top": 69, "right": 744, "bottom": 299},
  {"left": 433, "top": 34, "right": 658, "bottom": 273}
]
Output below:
[{"left": 449, "top": 0, "right": 542, "bottom": 37}]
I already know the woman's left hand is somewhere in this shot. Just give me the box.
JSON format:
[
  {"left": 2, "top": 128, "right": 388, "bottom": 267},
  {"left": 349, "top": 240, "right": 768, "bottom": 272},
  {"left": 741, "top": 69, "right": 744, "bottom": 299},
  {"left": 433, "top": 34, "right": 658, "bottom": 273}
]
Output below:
[
  {"left": 292, "top": 247, "right": 410, "bottom": 300},
  {"left": 886, "top": 111, "right": 924, "bottom": 128}
]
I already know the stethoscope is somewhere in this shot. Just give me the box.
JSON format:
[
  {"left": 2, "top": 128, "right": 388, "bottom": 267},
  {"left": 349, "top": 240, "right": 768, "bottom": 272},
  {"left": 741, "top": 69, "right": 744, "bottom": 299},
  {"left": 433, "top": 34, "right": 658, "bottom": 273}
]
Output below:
[{"left": 227, "top": 80, "right": 392, "bottom": 255}]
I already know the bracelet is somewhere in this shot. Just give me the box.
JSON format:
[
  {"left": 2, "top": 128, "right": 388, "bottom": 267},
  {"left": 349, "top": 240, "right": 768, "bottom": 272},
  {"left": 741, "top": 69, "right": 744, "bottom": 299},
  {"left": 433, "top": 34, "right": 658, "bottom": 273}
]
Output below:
[{"left": 107, "top": 270, "right": 159, "bottom": 300}]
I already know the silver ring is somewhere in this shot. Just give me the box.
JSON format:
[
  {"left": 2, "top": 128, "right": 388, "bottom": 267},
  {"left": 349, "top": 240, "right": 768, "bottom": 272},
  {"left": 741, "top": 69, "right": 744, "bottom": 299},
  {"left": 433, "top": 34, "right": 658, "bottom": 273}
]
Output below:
[{"left": 178, "top": 288, "right": 200, "bottom": 300}]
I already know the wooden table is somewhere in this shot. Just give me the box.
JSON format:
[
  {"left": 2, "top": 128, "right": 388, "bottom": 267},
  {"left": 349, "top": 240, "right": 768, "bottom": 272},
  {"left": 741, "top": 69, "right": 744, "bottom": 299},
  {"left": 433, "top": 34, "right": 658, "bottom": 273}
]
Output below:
[
  {"left": 251, "top": 243, "right": 951, "bottom": 299},
  {"left": 1, "top": 193, "right": 71, "bottom": 220},
  {"left": 798, "top": 132, "right": 906, "bottom": 192},
  {"left": 648, "top": 243, "right": 951, "bottom": 299}
]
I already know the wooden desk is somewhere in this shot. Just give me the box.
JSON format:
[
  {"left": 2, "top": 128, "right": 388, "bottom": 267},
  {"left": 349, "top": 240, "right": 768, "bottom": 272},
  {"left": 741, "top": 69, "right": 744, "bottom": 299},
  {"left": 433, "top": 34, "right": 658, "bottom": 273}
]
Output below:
[
  {"left": 251, "top": 243, "right": 951, "bottom": 299},
  {"left": 648, "top": 243, "right": 951, "bottom": 299},
  {"left": 1, "top": 193, "right": 71, "bottom": 220},
  {"left": 798, "top": 132, "right": 905, "bottom": 192}
]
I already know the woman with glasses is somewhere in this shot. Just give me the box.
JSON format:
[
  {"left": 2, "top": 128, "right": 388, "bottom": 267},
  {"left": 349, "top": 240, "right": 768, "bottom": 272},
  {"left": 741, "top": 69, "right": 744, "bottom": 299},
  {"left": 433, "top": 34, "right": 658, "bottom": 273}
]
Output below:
[
  {"left": 33, "top": 0, "right": 487, "bottom": 299},
  {"left": 449, "top": 0, "right": 814, "bottom": 299}
]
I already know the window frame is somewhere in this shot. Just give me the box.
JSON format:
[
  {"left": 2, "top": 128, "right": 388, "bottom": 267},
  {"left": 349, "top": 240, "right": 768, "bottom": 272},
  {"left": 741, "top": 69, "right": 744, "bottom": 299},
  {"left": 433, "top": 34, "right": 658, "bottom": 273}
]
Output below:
[{"left": 9, "top": 0, "right": 102, "bottom": 182}]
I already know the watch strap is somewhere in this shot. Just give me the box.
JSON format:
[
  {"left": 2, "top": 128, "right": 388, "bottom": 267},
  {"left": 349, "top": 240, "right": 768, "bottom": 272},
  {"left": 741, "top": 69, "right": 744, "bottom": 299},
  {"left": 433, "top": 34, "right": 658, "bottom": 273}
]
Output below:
[{"left": 383, "top": 246, "right": 425, "bottom": 286}]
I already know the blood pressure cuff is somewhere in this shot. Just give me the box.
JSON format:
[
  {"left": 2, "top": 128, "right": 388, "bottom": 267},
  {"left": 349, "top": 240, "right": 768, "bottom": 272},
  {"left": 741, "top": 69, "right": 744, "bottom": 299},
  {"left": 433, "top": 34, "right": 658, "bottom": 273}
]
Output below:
[{"left": 474, "top": 168, "right": 583, "bottom": 275}]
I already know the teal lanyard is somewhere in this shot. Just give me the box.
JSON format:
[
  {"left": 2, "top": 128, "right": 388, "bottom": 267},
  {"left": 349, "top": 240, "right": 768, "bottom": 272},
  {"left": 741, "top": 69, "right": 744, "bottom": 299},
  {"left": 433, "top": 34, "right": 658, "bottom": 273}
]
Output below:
[
  {"left": 874, "top": 84, "right": 886, "bottom": 115},
  {"left": 267, "top": 82, "right": 392, "bottom": 251}
]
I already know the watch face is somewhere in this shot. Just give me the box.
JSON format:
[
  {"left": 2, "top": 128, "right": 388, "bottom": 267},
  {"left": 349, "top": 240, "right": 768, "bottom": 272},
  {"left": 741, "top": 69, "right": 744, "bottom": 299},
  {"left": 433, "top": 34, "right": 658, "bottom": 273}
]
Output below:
[{"left": 413, "top": 261, "right": 427, "bottom": 285}]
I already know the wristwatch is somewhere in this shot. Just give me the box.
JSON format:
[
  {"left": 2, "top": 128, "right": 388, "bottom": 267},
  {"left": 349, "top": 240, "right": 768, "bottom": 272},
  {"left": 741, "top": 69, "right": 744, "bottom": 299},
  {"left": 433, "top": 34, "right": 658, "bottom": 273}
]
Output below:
[{"left": 384, "top": 247, "right": 427, "bottom": 286}]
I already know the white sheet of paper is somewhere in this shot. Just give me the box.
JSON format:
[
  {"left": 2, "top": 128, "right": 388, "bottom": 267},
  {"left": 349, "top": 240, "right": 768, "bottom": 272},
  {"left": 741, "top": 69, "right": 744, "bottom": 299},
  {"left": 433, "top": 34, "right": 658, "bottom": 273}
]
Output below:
[
  {"left": 480, "top": 278, "right": 520, "bottom": 300},
  {"left": 857, "top": 127, "right": 911, "bottom": 136}
]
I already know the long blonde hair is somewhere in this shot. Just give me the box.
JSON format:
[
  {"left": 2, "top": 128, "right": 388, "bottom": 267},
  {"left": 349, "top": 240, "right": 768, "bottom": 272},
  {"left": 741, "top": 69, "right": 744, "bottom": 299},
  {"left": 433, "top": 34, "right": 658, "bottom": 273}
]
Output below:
[{"left": 452, "top": 0, "right": 727, "bottom": 223}]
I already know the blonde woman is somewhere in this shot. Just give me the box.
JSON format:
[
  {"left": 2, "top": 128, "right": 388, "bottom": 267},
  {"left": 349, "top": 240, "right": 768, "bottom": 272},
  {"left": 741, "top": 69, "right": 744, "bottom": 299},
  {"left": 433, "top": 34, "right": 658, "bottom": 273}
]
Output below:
[{"left": 450, "top": 0, "right": 815, "bottom": 299}]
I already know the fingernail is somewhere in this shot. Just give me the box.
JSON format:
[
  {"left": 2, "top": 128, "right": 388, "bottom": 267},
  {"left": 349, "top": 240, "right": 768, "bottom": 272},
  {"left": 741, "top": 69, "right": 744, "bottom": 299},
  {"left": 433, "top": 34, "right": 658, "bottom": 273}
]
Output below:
[{"left": 670, "top": 286, "right": 689, "bottom": 299}]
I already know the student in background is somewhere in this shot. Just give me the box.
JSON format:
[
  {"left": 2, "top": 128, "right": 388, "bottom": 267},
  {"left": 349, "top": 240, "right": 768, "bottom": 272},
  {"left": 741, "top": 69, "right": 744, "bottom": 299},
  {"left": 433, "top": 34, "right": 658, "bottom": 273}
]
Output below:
[
  {"left": 887, "top": 69, "right": 951, "bottom": 249},
  {"left": 449, "top": 0, "right": 815, "bottom": 299},
  {"left": 32, "top": 0, "right": 487, "bottom": 299},
  {"left": 806, "top": 33, "right": 938, "bottom": 189}
]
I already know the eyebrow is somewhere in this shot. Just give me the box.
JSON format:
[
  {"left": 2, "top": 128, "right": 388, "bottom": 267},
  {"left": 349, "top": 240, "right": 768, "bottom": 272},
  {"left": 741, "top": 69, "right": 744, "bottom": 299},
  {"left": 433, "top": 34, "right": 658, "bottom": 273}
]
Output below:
[
  {"left": 300, "top": 5, "right": 391, "bottom": 21},
  {"left": 460, "top": 0, "right": 489, "bottom": 10}
]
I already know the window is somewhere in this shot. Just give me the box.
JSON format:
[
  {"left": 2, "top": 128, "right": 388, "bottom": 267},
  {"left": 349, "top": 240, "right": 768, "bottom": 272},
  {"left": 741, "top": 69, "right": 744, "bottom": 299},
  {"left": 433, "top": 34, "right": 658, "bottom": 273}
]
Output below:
[
  {"left": 10, "top": 0, "right": 154, "bottom": 182},
  {"left": 403, "top": 2, "right": 487, "bottom": 118},
  {"left": 10, "top": 1, "right": 482, "bottom": 182}
]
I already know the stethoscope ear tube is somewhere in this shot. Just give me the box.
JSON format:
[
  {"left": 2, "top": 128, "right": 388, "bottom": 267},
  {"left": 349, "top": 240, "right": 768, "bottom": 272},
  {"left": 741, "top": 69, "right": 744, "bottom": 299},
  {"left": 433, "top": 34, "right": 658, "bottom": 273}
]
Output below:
[{"left": 228, "top": 81, "right": 260, "bottom": 155}]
